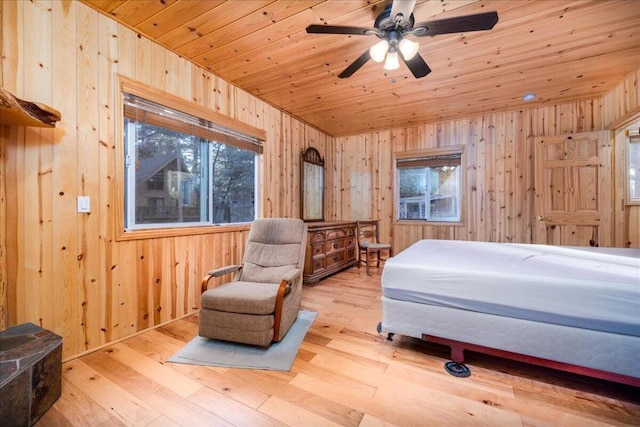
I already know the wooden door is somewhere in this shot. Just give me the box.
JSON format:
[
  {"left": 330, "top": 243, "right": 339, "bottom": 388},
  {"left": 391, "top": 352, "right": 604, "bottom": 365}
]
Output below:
[{"left": 534, "top": 131, "right": 613, "bottom": 246}]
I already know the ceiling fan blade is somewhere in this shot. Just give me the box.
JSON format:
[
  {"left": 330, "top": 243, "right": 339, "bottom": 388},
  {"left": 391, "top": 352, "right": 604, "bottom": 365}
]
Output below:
[
  {"left": 338, "top": 50, "right": 371, "bottom": 78},
  {"left": 390, "top": 0, "right": 417, "bottom": 26},
  {"left": 306, "top": 24, "right": 376, "bottom": 36},
  {"left": 413, "top": 11, "right": 498, "bottom": 37},
  {"left": 401, "top": 53, "right": 431, "bottom": 78}
]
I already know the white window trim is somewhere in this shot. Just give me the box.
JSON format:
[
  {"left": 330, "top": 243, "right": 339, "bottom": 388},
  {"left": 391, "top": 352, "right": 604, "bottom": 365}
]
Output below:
[{"left": 627, "top": 129, "right": 640, "bottom": 205}]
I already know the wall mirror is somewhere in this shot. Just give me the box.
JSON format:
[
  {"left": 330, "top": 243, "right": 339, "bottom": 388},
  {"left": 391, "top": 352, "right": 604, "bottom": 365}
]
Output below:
[{"left": 300, "top": 147, "right": 324, "bottom": 221}]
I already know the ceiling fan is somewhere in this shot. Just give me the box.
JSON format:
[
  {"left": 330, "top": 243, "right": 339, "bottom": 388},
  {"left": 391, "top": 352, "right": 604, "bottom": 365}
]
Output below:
[{"left": 306, "top": 0, "right": 498, "bottom": 79}]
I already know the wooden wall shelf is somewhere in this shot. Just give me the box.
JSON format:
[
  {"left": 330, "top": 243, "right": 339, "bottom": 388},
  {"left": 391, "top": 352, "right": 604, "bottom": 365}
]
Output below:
[{"left": 0, "top": 87, "right": 61, "bottom": 128}]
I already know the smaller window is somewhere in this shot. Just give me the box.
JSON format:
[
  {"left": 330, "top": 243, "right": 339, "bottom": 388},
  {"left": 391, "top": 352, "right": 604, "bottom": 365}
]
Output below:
[
  {"left": 628, "top": 131, "right": 640, "bottom": 204},
  {"left": 147, "top": 174, "right": 164, "bottom": 191},
  {"left": 396, "top": 148, "right": 463, "bottom": 222}
]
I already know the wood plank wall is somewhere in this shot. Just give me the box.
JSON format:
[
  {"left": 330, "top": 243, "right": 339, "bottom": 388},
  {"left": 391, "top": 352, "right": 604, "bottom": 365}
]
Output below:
[
  {"left": 612, "top": 117, "right": 640, "bottom": 248},
  {"left": 604, "top": 70, "right": 640, "bottom": 249},
  {"left": 0, "top": 0, "right": 328, "bottom": 354},
  {"left": 603, "top": 69, "right": 640, "bottom": 128},
  {"left": 0, "top": 0, "right": 637, "bottom": 352},
  {"left": 328, "top": 70, "right": 640, "bottom": 253}
]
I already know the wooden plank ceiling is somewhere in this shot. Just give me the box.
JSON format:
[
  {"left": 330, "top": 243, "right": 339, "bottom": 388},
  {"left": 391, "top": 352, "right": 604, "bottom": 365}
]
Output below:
[{"left": 82, "top": 0, "right": 640, "bottom": 136}]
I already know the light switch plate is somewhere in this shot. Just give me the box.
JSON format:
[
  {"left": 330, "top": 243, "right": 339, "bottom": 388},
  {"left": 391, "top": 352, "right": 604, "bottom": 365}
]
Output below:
[{"left": 77, "top": 196, "right": 90, "bottom": 213}]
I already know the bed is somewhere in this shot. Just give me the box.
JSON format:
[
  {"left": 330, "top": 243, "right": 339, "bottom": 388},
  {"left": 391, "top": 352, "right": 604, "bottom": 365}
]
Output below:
[{"left": 379, "top": 239, "right": 640, "bottom": 386}]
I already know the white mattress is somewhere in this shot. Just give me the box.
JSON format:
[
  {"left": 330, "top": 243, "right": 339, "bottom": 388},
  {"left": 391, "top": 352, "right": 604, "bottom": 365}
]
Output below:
[{"left": 381, "top": 240, "right": 640, "bottom": 337}]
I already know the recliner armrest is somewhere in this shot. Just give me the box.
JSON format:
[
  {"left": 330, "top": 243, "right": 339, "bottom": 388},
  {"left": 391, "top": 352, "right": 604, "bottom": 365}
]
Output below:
[
  {"left": 280, "top": 268, "right": 301, "bottom": 284},
  {"left": 201, "top": 265, "right": 243, "bottom": 293},
  {"left": 209, "top": 265, "right": 243, "bottom": 277},
  {"left": 274, "top": 268, "right": 302, "bottom": 342}
]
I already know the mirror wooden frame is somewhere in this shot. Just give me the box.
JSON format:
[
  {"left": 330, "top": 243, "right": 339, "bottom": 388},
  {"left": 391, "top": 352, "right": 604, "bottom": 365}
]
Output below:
[{"left": 300, "top": 147, "right": 325, "bottom": 221}]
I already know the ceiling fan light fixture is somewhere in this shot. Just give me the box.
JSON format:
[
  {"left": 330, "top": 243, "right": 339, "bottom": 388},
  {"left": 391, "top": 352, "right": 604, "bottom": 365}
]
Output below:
[
  {"left": 370, "top": 39, "right": 389, "bottom": 63},
  {"left": 384, "top": 50, "right": 400, "bottom": 70},
  {"left": 306, "top": 3, "right": 498, "bottom": 79},
  {"left": 399, "top": 38, "right": 419, "bottom": 60}
]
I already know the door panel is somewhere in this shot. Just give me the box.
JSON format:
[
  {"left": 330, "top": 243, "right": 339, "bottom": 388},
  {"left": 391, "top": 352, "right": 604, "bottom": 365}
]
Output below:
[
  {"left": 544, "top": 224, "right": 599, "bottom": 247},
  {"left": 534, "top": 131, "right": 612, "bottom": 246},
  {"left": 576, "top": 165, "right": 598, "bottom": 211},
  {"left": 547, "top": 167, "right": 567, "bottom": 211}
]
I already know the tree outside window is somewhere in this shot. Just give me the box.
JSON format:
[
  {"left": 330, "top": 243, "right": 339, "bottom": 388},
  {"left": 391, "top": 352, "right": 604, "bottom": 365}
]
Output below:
[
  {"left": 396, "top": 148, "right": 463, "bottom": 222},
  {"left": 124, "top": 93, "right": 261, "bottom": 230}
]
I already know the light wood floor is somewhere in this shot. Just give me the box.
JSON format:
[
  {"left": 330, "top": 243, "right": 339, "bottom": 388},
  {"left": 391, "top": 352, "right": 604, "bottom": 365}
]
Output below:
[{"left": 38, "top": 267, "right": 639, "bottom": 426}]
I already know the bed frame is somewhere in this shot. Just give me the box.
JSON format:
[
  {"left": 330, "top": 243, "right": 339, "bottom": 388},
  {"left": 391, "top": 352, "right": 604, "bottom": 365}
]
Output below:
[
  {"left": 427, "top": 335, "right": 639, "bottom": 385},
  {"left": 379, "top": 240, "right": 640, "bottom": 387}
]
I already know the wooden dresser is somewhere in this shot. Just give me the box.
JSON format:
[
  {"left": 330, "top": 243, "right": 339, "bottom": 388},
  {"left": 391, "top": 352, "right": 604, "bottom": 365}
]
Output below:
[{"left": 303, "top": 221, "right": 358, "bottom": 285}]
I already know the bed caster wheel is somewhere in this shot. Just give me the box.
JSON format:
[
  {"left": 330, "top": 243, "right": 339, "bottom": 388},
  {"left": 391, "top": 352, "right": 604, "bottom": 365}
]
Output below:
[
  {"left": 376, "top": 322, "right": 394, "bottom": 341},
  {"left": 444, "top": 361, "right": 471, "bottom": 378}
]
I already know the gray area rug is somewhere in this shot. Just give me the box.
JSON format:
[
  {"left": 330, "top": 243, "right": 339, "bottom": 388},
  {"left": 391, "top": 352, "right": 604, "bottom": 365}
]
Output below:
[{"left": 167, "top": 310, "right": 317, "bottom": 371}]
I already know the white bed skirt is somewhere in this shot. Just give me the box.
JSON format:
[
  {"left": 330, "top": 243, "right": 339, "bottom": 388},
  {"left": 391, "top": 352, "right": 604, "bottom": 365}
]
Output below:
[{"left": 381, "top": 296, "right": 640, "bottom": 379}]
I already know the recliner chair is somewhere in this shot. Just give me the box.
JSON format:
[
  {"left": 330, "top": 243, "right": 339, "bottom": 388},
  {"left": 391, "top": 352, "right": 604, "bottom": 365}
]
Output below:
[{"left": 199, "top": 218, "right": 308, "bottom": 346}]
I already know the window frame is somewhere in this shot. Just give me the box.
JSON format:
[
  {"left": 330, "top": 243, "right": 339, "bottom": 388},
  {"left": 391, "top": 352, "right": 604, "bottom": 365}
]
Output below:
[
  {"left": 627, "top": 129, "right": 640, "bottom": 205},
  {"left": 115, "top": 76, "right": 266, "bottom": 241},
  {"left": 394, "top": 145, "right": 465, "bottom": 225}
]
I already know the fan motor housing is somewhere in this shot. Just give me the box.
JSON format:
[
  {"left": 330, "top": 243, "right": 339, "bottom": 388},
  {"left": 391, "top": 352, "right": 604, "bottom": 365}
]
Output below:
[{"left": 375, "top": 4, "right": 415, "bottom": 31}]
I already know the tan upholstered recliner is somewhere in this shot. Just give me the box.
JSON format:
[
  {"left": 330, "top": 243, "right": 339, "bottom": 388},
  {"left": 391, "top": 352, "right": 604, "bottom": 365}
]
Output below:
[{"left": 199, "top": 218, "right": 308, "bottom": 347}]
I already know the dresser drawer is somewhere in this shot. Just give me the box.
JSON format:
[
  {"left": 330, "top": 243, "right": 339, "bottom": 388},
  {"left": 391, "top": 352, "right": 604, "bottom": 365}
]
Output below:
[
  {"left": 325, "top": 228, "right": 348, "bottom": 240},
  {"left": 310, "top": 231, "right": 326, "bottom": 244},
  {"left": 345, "top": 236, "right": 355, "bottom": 248},
  {"left": 326, "top": 250, "right": 346, "bottom": 267},
  {"left": 311, "top": 243, "right": 325, "bottom": 257},
  {"left": 312, "top": 256, "right": 325, "bottom": 272},
  {"left": 326, "top": 238, "right": 346, "bottom": 252}
]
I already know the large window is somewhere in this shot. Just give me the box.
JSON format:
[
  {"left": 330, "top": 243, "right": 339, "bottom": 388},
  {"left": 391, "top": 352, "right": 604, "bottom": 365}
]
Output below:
[
  {"left": 123, "top": 93, "right": 262, "bottom": 230},
  {"left": 396, "top": 147, "right": 463, "bottom": 222}
]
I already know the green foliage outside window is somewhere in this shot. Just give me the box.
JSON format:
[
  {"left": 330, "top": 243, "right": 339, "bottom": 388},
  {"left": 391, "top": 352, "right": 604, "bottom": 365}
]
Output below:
[{"left": 124, "top": 94, "right": 260, "bottom": 229}]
